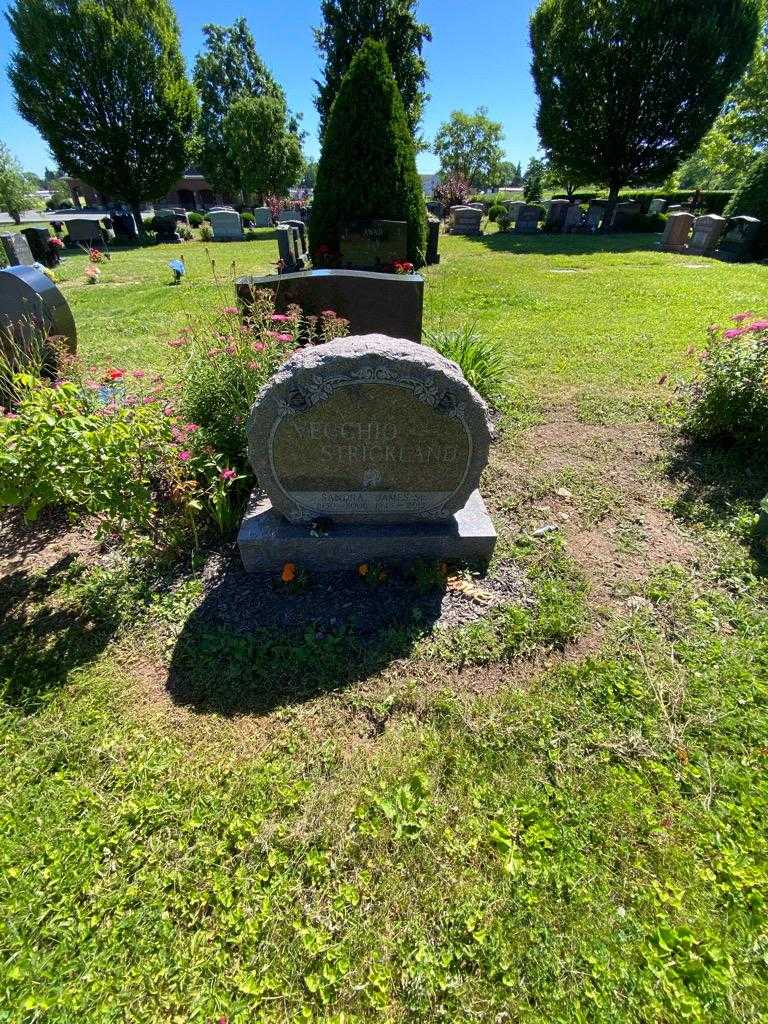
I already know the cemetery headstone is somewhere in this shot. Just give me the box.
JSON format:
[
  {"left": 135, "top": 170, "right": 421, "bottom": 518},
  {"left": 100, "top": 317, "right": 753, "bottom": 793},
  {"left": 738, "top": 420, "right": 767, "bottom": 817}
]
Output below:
[
  {"left": 563, "top": 205, "right": 584, "bottom": 232},
  {"left": 236, "top": 269, "right": 424, "bottom": 343},
  {"left": 467, "top": 202, "right": 484, "bottom": 211},
  {"left": 544, "top": 199, "right": 569, "bottom": 232},
  {"left": 238, "top": 334, "right": 496, "bottom": 570},
  {"left": 20, "top": 227, "right": 53, "bottom": 265},
  {"left": 209, "top": 208, "right": 244, "bottom": 241},
  {"left": 111, "top": 212, "right": 139, "bottom": 242},
  {"left": 426, "top": 215, "right": 440, "bottom": 265},
  {"left": 285, "top": 219, "right": 308, "bottom": 256},
  {"left": 337, "top": 220, "right": 408, "bottom": 270},
  {"left": 514, "top": 205, "right": 543, "bottom": 233},
  {"left": 1, "top": 232, "right": 35, "bottom": 267},
  {"left": 579, "top": 201, "right": 608, "bottom": 233},
  {"left": 0, "top": 265, "right": 77, "bottom": 354},
  {"left": 610, "top": 201, "right": 642, "bottom": 231},
  {"left": 717, "top": 216, "right": 761, "bottom": 262},
  {"left": 648, "top": 198, "right": 666, "bottom": 215},
  {"left": 277, "top": 209, "right": 301, "bottom": 224},
  {"left": 448, "top": 206, "right": 483, "bottom": 235},
  {"left": 658, "top": 211, "right": 695, "bottom": 252},
  {"left": 507, "top": 201, "right": 525, "bottom": 223},
  {"left": 253, "top": 207, "right": 272, "bottom": 227},
  {"left": 687, "top": 214, "right": 727, "bottom": 257},
  {"left": 66, "top": 217, "right": 110, "bottom": 248},
  {"left": 665, "top": 204, "right": 682, "bottom": 214},
  {"left": 276, "top": 225, "right": 300, "bottom": 272},
  {"left": 426, "top": 200, "right": 444, "bottom": 219},
  {"left": 153, "top": 211, "right": 181, "bottom": 243}
]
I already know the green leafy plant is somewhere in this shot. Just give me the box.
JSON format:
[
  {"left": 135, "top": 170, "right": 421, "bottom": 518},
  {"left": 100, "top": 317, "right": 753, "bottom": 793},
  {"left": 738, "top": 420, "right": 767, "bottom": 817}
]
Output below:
[
  {"left": 679, "top": 314, "right": 768, "bottom": 445},
  {"left": 199, "top": 222, "right": 214, "bottom": 242},
  {"left": 188, "top": 211, "right": 204, "bottom": 227},
  {"left": 424, "top": 323, "right": 510, "bottom": 404},
  {"left": 488, "top": 203, "right": 506, "bottom": 222}
]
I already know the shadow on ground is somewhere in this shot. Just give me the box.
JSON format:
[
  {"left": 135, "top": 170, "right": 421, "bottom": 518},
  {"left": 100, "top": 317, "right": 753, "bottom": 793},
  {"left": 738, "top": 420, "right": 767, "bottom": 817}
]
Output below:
[
  {"left": 0, "top": 555, "right": 116, "bottom": 711},
  {"left": 666, "top": 436, "right": 768, "bottom": 571},
  {"left": 452, "top": 230, "right": 664, "bottom": 258},
  {"left": 166, "top": 548, "right": 525, "bottom": 717}
]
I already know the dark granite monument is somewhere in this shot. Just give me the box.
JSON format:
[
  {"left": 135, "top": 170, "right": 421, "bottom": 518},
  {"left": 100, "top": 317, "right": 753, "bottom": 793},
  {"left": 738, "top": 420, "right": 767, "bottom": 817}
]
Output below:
[
  {"left": 514, "top": 205, "right": 543, "bottom": 233},
  {"left": 20, "top": 227, "right": 53, "bottom": 265},
  {"left": 236, "top": 269, "right": 424, "bottom": 343},
  {"left": 687, "top": 214, "right": 727, "bottom": 257},
  {"left": 426, "top": 215, "right": 440, "bottom": 265},
  {"left": 1, "top": 232, "right": 35, "bottom": 267},
  {"left": 717, "top": 216, "right": 761, "bottom": 262},
  {"left": 0, "top": 265, "right": 77, "bottom": 353},
  {"left": 238, "top": 334, "right": 496, "bottom": 570},
  {"left": 609, "top": 201, "right": 642, "bottom": 230},
  {"left": 337, "top": 219, "right": 408, "bottom": 269}
]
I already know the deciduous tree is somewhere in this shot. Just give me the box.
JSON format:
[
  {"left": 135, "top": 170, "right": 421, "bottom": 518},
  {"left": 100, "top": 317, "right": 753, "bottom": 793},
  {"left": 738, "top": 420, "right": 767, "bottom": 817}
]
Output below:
[
  {"left": 314, "top": 0, "right": 431, "bottom": 142},
  {"left": 193, "top": 19, "right": 290, "bottom": 196},
  {"left": 222, "top": 94, "right": 303, "bottom": 203},
  {"left": 433, "top": 108, "right": 504, "bottom": 190},
  {"left": 0, "top": 143, "right": 36, "bottom": 223},
  {"left": 7, "top": 0, "right": 198, "bottom": 229},
  {"left": 530, "top": 0, "right": 762, "bottom": 221}
]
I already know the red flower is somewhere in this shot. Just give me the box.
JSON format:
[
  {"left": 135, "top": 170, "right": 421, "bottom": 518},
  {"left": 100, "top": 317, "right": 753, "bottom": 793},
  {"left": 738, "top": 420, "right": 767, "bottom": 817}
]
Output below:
[{"left": 105, "top": 369, "right": 124, "bottom": 380}]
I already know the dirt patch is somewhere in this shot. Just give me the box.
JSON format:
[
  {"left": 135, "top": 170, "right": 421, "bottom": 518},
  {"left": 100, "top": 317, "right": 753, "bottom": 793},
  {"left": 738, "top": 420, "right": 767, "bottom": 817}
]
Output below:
[
  {"left": 489, "top": 408, "right": 700, "bottom": 604},
  {"left": 0, "top": 507, "right": 99, "bottom": 577}
]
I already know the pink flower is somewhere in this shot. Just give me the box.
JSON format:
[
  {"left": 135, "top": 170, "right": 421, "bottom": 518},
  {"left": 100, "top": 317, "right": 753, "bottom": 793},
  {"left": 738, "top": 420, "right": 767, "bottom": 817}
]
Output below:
[
  {"left": 271, "top": 313, "right": 290, "bottom": 322},
  {"left": 220, "top": 468, "right": 237, "bottom": 480},
  {"left": 731, "top": 312, "right": 754, "bottom": 322},
  {"left": 747, "top": 319, "right": 768, "bottom": 331},
  {"left": 185, "top": 423, "right": 199, "bottom": 432},
  {"left": 142, "top": 396, "right": 156, "bottom": 405},
  {"left": 178, "top": 450, "right": 191, "bottom": 462},
  {"left": 207, "top": 348, "right": 221, "bottom": 358},
  {"left": 723, "top": 328, "right": 746, "bottom": 339},
  {"left": 124, "top": 395, "right": 138, "bottom": 406},
  {"left": 84, "top": 379, "right": 100, "bottom": 390},
  {"left": 222, "top": 305, "right": 238, "bottom": 315},
  {"left": 251, "top": 342, "right": 266, "bottom": 352},
  {"left": 277, "top": 333, "right": 292, "bottom": 343},
  {"left": 163, "top": 405, "right": 174, "bottom": 416},
  {"left": 320, "top": 309, "right": 336, "bottom": 317},
  {"left": 131, "top": 370, "right": 146, "bottom": 379},
  {"left": 224, "top": 344, "right": 236, "bottom": 355},
  {"left": 168, "top": 339, "right": 187, "bottom": 349},
  {"left": 4, "top": 411, "right": 18, "bottom": 420},
  {"left": 247, "top": 361, "right": 260, "bottom": 369},
  {"left": 266, "top": 330, "right": 280, "bottom": 339}
]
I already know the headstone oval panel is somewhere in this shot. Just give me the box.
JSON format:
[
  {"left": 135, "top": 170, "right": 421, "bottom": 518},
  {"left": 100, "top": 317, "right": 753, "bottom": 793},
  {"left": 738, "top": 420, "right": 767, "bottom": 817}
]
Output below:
[{"left": 247, "top": 335, "right": 492, "bottom": 524}]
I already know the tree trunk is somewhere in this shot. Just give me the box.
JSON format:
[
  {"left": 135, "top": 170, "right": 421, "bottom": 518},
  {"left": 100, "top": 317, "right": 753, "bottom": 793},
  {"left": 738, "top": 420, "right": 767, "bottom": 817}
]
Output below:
[
  {"left": 10, "top": 210, "right": 21, "bottom": 224},
  {"left": 131, "top": 201, "right": 145, "bottom": 237},
  {"left": 601, "top": 183, "right": 621, "bottom": 233}
]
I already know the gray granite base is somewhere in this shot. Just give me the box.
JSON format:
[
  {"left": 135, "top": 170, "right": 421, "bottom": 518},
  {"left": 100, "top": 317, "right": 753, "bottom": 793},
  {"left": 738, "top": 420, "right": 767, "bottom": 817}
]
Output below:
[{"left": 238, "top": 489, "right": 497, "bottom": 572}]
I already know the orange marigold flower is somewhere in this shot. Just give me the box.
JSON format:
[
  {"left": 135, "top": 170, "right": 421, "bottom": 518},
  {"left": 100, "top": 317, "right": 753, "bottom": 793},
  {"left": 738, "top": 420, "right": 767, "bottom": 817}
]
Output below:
[
  {"left": 357, "top": 563, "right": 369, "bottom": 576},
  {"left": 281, "top": 562, "right": 297, "bottom": 583}
]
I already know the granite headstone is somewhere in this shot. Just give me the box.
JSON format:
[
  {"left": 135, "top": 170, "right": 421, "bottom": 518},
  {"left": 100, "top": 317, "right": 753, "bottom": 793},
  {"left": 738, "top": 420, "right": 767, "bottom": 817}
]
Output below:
[
  {"left": 238, "top": 334, "right": 496, "bottom": 569},
  {"left": 659, "top": 211, "right": 694, "bottom": 252},
  {"left": 0, "top": 265, "right": 77, "bottom": 354},
  {"left": 687, "top": 214, "right": 727, "bottom": 257},
  {"left": 252, "top": 207, "right": 272, "bottom": 227},
  {"left": 1, "top": 232, "right": 35, "bottom": 267},
  {"left": 338, "top": 220, "right": 408, "bottom": 269},
  {"left": 514, "top": 205, "right": 543, "bottom": 233},
  {"left": 717, "top": 216, "right": 761, "bottom": 262}
]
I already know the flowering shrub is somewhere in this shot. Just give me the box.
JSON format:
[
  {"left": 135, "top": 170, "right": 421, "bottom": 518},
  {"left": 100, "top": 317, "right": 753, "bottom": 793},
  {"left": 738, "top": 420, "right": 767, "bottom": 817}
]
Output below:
[
  {"left": 433, "top": 174, "right": 472, "bottom": 212},
  {"left": 679, "top": 314, "right": 768, "bottom": 445},
  {"left": 390, "top": 260, "right": 415, "bottom": 275},
  {"left": 85, "top": 264, "right": 101, "bottom": 284},
  {"left": 88, "top": 247, "right": 107, "bottom": 263},
  {"left": 199, "top": 223, "right": 214, "bottom": 242}
]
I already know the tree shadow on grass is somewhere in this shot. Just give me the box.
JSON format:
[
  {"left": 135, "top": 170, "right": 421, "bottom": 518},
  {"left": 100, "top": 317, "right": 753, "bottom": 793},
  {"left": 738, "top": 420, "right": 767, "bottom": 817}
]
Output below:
[
  {"left": 166, "top": 550, "right": 525, "bottom": 718},
  {"left": 0, "top": 555, "right": 117, "bottom": 712},
  {"left": 666, "top": 436, "right": 768, "bottom": 572},
  {"left": 455, "top": 230, "right": 664, "bottom": 259}
]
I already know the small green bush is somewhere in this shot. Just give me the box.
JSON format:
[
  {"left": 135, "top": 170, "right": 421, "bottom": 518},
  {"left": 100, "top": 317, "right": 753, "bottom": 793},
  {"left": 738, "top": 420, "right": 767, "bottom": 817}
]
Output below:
[
  {"left": 241, "top": 211, "right": 254, "bottom": 226},
  {"left": 310, "top": 38, "right": 427, "bottom": 267},
  {"left": 497, "top": 211, "right": 512, "bottom": 232},
  {"left": 488, "top": 203, "right": 506, "bottom": 222},
  {"left": 199, "top": 223, "right": 213, "bottom": 242},
  {"left": 423, "top": 324, "right": 510, "bottom": 405},
  {"left": 177, "top": 223, "right": 194, "bottom": 241},
  {"left": 188, "top": 211, "right": 203, "bottom": 227},
  {"left": 679, "top": 315, "right": 768, "bottom": 445}
]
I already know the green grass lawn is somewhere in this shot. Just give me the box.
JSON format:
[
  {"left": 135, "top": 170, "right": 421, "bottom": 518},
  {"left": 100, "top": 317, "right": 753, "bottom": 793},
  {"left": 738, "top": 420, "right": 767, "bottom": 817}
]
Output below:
[{"left": 1, "top": 230, "right": 767, "bottom": 1023}]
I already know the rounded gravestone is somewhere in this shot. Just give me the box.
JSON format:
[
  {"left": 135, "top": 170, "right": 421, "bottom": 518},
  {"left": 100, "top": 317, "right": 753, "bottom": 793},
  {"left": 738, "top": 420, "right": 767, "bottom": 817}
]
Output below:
[
  {"left": 0, "top": 265, "right": 77, "bottom": 353},
  {"left": 247, "top": 334, "right": 493, "bottom": 524}
]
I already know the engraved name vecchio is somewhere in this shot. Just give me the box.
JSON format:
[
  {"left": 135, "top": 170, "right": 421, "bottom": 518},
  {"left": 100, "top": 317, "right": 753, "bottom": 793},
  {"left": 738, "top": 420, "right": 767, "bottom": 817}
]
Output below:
[{"left": 288, "top": 418, "right": 464, "bottom": 465}]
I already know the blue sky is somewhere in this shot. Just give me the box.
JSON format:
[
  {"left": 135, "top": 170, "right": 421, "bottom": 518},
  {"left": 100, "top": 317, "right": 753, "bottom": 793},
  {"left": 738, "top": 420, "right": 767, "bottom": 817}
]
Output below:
[{"left": 0, "top": 0, "right": 542, "bottom": 177}]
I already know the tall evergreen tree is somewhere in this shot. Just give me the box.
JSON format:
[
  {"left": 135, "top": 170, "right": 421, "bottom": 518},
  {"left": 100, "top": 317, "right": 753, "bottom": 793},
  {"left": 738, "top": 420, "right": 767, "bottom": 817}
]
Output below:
[
  {"left": 314, "top": 0, "right": 431, "bottom": 142},
  {"left": 530, "top": 0, "right": 761, "bottom": 220},
  {"left": 309, "top": 38, "right": 427, "bottom": 266},
  {"left": 6, "top": 0, "right": 198, "bottom": 228},
  {"left": 193, "top": 19, "right": 287, "bottom": 196}
]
